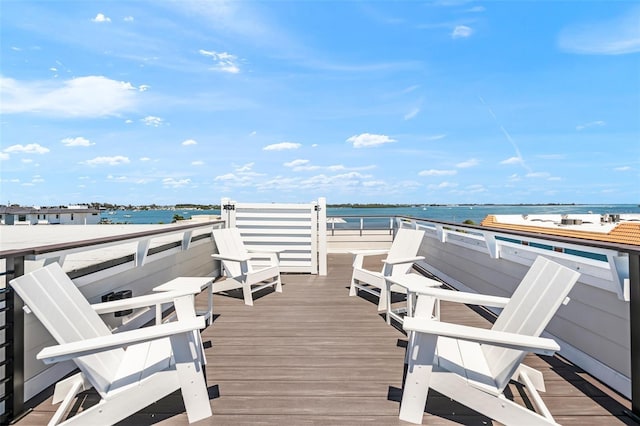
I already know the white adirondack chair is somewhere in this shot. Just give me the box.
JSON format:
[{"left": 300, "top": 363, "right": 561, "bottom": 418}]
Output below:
[
  {"left": 9, "top": 263, "right": 212, "bottom": 425},
  {"left": 211, "top": 227, "right": 282, "bottom": 306},
  {"left": 349, "top": 227, "right": 426, "bottom": 311},
  {"left": 399, "top": 256, "right": 581, "bottom": 425}
]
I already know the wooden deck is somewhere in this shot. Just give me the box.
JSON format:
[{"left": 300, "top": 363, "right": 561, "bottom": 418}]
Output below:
[{"left": 18, "top": 254, "right": 633, "bottom": 425}]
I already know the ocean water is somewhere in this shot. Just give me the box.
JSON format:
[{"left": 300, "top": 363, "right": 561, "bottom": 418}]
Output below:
[{"left": 101, "top": 204, "right": 640, "bottom": 226}]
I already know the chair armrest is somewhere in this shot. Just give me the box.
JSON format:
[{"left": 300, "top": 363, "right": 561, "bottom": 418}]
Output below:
[
  {"left": 349, "top": 249, "right": 389, "bottom": 257},
  {"left": 247, "top": 251, "right": 282, "bottom": 259},
  {"left": 248, "top": 249, "right": 284, "bottom": 255},
  {"left": 403, "top": 317, "right": 559, "bottom": 356},
  {"left": 383, "top": 256, "right": 425, "bottom": 265},
  {"left": 408, "top": 286, "right": 510, "bottom": 308},
  {"left": 37, "top": 317, "right": 205, "bottom": 364},
  {"left": 212, "top": 253, "right": 251, "bottom": 262},
  {"left": 91, "top": 291, "right": 196, "bottom": 315}
]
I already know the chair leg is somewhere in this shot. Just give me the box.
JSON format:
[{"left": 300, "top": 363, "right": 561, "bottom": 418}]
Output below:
[
  {"left": 399, "top": 332, "right": 438, "bottom": 424},
  {"left": 377, "top": 287, "right": 387, "bottom": 311},
  {"left": 242, "top": 283, "right": 254, "bottom": 306},
  {"left": 49, "top": 374, "right": 87, "bottom": 426},
  {"left": 349, "top": 277, "right": 358, "bottom": 296},
  {"left": 170, "top": 333, "right": 213, "bottom": 423},
  {"left": 275, "top": 275, "right": 283, "bottom": 293}
]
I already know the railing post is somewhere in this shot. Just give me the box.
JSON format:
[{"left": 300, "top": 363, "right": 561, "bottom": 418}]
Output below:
[
  {"left": 3, "top": 256, "right": 28, "bottom": 423},
  {"left": 629, "top": 252, "right": 640, "bottom": 420}
]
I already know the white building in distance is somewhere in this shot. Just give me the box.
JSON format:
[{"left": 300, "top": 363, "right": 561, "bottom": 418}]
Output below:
[{"left": 0, "top": 205, "right": 101, "bottom": 225}]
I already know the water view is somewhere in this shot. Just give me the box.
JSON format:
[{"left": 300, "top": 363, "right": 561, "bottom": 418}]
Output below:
[{"left": 102, "top": 204, "right": 640, "bottom": 225}]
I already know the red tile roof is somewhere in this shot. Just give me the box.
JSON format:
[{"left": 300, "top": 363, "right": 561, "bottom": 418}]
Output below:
[{"left": 481, "top": 215, "right": 640, "bottom": 246}]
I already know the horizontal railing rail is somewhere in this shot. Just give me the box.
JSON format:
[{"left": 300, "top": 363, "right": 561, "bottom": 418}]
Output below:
[{"left": 326, "top": 215, "right": 395, "bottom": 236}]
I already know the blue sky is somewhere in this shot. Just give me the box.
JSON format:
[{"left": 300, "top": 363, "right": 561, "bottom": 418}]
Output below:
[{"left": 1, "top": 1, "right": 639, "bottom": 206}]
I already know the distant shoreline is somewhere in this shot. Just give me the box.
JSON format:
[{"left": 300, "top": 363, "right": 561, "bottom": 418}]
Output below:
[
  {"left": 86, "top": 202, "right": 636, "bottom": 210},
  {"left": 327, "top": 203, "right": 630, "bottom": 208}
]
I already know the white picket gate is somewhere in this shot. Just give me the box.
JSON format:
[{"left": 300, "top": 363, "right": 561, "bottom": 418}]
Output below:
[{"left": 220, "top": 198, "right": 327, "bottom": 275}]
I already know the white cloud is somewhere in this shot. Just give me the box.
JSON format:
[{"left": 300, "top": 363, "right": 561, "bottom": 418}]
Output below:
[
  {"left": 3, "top": 143, "right": 50, "bottom": 154},
  {"left": 192, "top": 160, "right": 205, "bottom": 166},
  {"left": 284, "top": 159, "right": 309, "bottom": 167},
  {"left": 456, "top": 158, "right": 479, "bottom": 168},
  {"left": 107, "top": 174, "right": 127, "bottom": 181},
  {"left": 140, "top": 157, "right": 151, "bottom": 162},
  {"left": 139, "top": 84, "right": 150, "bottom": 92},
  {"left": 83, "top": 156, "right": 130, "bottom": 166},
  {"left": 362, "top": 180, "right": 386, "bottom": 187},
  {"left": 558, "top": 8, "right": 640, "bottom": 55},
  {"left": 92, "top": 13, "right": 111, "bottom": 23},
  {"left": 162, "top": 178, "right": 191, "bottom": 188},
  {"left": 0, "top": 152, "right": 10, "bottom": 161},
  {"left": 61, "top": 136, "right": 94, "bottom": 147},
  {"left": 500, "top": 156, "right": 523, "bottom": 165},
  {"left": 264, "top": 142, "right": 301, "bottom": 151},
  {"left": 235, "top": 162, "right": 254, "bottom": 172},
  {"left": 21, "top": 158, "right": 33, "bottom": 164},
  {"left": 425, "top": 134, "right": 447, "bottom": 141},
  {"left": 452, "top": 25, "right": 473, "bottom": 39},
  {"left": 615, "top": 166, "right": 632, "bottom": 171},
  {"left": 294, "top": 164, "right": 321, "bottom": 172},
  {"left": 1, "top": 76, "right": 138, "bottom": 118},
  {"left": 404, "top": 107, "right": 420, "bottom": 120},
  {"left": 576, "top": 120, "right": 606, "bottom": 131},
  {"left": 428, "top": 181, "right": 458, "bottom": 189},
  {"left": 418, "top": 169, "right": 457, "bottom": 176},
  {"left": 142, "top": 116, "right": 163, "bottom": 127},
  {"left": 347, "top": 133, "right": 396, "bottom": 148},
  {"left": 466, "top": 184, "right": 487, "bottom": 193},
  {"left": 214, "top": 173, "right": 237, "bottom": 182},
  {"left": 124, "top": 16, "right": 134, "bottom": 22},
  {"left": 199, "top": 49, "right": 240, "bottom": 73},
  {"left": 526, "top": 172, "right": 550, "bottom": 178},
  {"left": 182, "top": 139, "right": 198, "bottom": 146},
  {"left": 214, "top": 172, "right": 255, "bottom": 186}
]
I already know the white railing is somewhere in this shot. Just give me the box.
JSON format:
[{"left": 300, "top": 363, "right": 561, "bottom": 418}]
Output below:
[{"left": 397, "top": 217, "right": 630, "bottom": 301}]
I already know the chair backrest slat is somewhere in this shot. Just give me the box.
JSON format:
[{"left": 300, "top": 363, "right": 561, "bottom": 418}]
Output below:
[
  {"left": 213, "top": 228, "right": 250, "bottom": 277},
  {"left": 483, "top": 256, "right": 580, "bottom": 389},
  {"left": 385, "top": 228, "right": 425, "bottom": 275},
  {"left": 10, "top": 263, "right": 124, "bottom": 395}
]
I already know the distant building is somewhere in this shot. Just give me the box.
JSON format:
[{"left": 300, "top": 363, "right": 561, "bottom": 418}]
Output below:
[
  {"left": 0, "top": 205, "right": 101, "bottom": 225},
  {"left": 481, "top": 213, "right": 640, "bottom": 246}
]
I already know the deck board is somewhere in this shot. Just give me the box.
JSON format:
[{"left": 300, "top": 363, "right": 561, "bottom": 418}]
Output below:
[{"left": 17, "top": 253, "right": 632, "bottom": 425}]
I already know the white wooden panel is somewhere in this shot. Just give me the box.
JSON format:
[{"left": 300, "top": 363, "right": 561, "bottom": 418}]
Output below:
[{"left": 221, "top": 198, "right": 326, "bottom": 274}]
